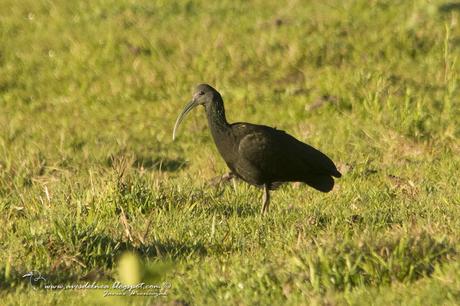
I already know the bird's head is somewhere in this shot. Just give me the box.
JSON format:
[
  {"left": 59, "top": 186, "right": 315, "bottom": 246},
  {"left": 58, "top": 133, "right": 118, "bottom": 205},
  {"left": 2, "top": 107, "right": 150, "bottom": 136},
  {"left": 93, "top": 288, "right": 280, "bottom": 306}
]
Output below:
[{"left": 172, "top": 84, "right": 221, "bottom": 140}]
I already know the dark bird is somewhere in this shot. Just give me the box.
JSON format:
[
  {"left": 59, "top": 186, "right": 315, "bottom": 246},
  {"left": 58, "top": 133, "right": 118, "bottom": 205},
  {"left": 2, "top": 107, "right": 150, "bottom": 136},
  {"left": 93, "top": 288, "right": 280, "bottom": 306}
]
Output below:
[{"left": 173, "top": 84, "right": 341, "bottom": 215}]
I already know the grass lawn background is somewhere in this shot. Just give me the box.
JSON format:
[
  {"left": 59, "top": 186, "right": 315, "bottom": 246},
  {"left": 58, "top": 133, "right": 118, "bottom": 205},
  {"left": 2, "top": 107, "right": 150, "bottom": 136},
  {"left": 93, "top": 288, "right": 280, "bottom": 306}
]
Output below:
[{"left": 0, "top": 0, "right": 459, "bottom": 305}]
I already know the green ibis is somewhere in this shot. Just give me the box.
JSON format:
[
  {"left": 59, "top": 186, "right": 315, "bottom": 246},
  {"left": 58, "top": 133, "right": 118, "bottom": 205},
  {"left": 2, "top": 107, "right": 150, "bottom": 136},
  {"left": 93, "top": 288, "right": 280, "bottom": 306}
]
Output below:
[{"left": 173, "top": 84, "right": 341, "bottom": 215}]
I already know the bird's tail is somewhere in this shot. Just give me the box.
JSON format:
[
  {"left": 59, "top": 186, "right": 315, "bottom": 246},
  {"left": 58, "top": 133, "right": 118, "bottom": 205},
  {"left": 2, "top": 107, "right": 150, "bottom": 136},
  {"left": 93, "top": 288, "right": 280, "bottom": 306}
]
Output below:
[
  {"left": 303, "top": 175, "right": 334, "bottom": 192},
  {"left": 332, "top": 169, "right": 342, "bottom": 178}
]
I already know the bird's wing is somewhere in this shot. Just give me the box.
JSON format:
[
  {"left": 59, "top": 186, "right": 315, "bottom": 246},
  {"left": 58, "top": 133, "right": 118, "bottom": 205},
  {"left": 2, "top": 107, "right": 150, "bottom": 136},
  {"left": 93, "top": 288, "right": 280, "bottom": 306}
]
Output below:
[
  {"left": 236, "top": 125, "right": 340, "bottom": 182},
  {"left": 235, "top": 127, "right": 303, "bottom": 183},
  {"left": 235, "top": 131, "right": 281, "bottom": 185}
]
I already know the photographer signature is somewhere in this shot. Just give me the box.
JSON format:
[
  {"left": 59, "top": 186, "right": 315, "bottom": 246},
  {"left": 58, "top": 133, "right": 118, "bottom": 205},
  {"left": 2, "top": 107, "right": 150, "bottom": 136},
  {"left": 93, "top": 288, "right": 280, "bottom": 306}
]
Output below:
[{"left": 22, "top": 271, "right": 46, "bottom": 289}]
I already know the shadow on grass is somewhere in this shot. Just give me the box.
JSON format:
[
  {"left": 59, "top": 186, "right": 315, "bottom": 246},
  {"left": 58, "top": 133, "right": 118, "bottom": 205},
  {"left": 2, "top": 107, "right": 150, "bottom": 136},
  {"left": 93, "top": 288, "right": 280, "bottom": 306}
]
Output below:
[
  {"left": 2, "top": 235, "right": 208, "bottom": 290},
  {"left": 207, "top": 202, "right": 260, "bottom": 218},
  {"left": 70, "top": 234, "right": 208, "bottom": 269},
  {"left": 133, "top": 156, "right": 188, "bottom": 172},
  {"left": 439, "top": 2, "right": 460, "bottom": 12},
  {"left": 0, "top": 233, "right": 209, "bottom": 289},
  {"left": 106, "top": 153, "right": 188, "bottom": 172},
  {"left": 296, "top": 232, "right": 457, "bottom": 291}
]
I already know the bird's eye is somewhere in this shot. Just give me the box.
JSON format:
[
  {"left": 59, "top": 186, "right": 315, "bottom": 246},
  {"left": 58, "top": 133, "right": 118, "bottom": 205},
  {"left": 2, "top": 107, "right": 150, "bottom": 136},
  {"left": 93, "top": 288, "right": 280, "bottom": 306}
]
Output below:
[{"left": 198, "top": 91, "right": 205, "bottom": 96}]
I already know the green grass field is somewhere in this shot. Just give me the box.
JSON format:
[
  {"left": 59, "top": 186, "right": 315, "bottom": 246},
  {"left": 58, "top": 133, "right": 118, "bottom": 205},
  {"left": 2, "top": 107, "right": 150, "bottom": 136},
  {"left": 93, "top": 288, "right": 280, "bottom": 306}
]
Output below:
[{"left": 1, "top": 0, "right": 459, "bottom": 305}]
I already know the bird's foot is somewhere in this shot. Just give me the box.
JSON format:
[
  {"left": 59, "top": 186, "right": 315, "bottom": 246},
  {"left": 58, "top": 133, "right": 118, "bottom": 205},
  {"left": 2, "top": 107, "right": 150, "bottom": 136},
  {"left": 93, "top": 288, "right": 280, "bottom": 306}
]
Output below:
[{"left": 208, "top": 172, "right": 236, "bottom": 187}]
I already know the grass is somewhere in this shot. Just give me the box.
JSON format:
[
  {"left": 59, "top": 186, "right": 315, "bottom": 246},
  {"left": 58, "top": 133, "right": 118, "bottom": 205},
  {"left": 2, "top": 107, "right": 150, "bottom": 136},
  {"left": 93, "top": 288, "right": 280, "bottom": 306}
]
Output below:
[{"left": 0, "top": 0, "right": 459, "bottom": 305}]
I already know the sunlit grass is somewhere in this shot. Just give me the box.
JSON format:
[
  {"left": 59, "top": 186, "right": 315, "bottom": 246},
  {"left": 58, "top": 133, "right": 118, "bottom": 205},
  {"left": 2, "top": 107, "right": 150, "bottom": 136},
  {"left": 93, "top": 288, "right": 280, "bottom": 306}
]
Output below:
[{"left": 0, "top": 0, "right": 459, "bottom": 305}]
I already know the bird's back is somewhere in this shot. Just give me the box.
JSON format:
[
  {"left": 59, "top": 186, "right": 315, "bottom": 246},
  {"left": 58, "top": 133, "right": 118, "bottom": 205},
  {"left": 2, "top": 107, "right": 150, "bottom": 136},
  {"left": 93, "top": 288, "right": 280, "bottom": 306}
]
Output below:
[{"left": 229, "top": 122, "right": 341, "bottom": 191}]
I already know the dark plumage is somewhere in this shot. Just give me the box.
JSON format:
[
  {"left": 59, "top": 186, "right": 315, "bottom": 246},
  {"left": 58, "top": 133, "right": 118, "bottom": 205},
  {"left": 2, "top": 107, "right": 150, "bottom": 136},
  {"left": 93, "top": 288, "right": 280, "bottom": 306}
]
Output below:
[{"left": 173, "top": 84, "right": 341, "bottom": 215}]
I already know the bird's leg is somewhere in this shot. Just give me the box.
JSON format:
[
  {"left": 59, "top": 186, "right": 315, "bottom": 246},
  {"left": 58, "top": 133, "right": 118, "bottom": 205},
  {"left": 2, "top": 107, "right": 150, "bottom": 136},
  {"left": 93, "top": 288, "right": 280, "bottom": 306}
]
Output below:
[{"left": 261, "top": 184, "right": 270, "bottom": 215}]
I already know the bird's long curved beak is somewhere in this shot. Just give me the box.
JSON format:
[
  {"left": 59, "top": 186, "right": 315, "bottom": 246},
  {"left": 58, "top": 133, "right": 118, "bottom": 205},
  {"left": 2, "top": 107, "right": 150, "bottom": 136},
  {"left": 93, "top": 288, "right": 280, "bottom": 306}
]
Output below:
[{"left": 172, "top": 99, "right": 198, "bottom": 141}]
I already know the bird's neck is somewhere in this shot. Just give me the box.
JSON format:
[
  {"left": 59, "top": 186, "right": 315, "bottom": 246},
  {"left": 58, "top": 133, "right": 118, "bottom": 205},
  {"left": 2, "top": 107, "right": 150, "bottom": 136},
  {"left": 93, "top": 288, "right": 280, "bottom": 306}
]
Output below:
[
  {"left": 205, "top": 98, "right": 237, "bottom": 166},
  {"left": 205, "top": 99, "right": 230, "bottom": 135}
]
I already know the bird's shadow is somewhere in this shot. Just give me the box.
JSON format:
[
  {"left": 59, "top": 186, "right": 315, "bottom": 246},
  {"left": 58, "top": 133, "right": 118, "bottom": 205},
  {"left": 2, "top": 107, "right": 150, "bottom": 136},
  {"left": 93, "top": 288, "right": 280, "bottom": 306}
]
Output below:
[
  {"left": 106, "top": 153, "right": 188, "bottom": 172},
  {"left": 134, "top": 155, "right": 188, "bottom": 172}
]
